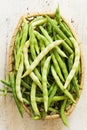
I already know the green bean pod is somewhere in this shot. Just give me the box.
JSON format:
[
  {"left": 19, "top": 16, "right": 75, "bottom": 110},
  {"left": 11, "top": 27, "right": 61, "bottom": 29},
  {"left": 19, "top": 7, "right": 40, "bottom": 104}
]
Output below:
[
  {"left": 16, "top": 54, "right": 24, "bottom": 102},
  {"left": 54, "top": 51, "right": 68, "bottom": 79},
  {"left": 42, "top": 56, "right": 51, "bottom": 112},
  {"left": 29, "top": 26, "right": 37, "bottom": 60},
  {"left": 11, "top": 73, "right": 24, "bottom": 117},
  {"left": 51, "top": 53, "right": 64, "bottom": 82},
  {"left": 55, "top": 5, "right": 61, "bottom": 25},
  {"left": 60, "top": 100, "right": 69, "bottom": 127},
  {"left": 48, "top": 84, "right": 57, "bottom": 106},
  {"left": 31, "top": 82, "right": 40, "bottom": 116},
  {"left": 68, "top": 54, "right": 80, "bottom": 97},
  {"left": 15, "top": 19, "right": 29, "bottom": 70},
  {"left": 64, "top": 37, "right": 80, "bottom": 89}
]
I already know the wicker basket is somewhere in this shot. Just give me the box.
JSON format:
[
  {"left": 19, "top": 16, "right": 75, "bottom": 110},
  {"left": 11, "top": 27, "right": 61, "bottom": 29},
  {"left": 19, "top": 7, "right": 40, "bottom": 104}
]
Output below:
[{"left": 8, "top": 13, "right": 84, "bottom": 120}]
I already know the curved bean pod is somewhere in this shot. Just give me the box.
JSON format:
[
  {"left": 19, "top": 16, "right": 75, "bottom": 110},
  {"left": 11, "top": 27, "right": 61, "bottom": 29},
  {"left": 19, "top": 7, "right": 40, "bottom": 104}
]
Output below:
[
  {"left": 42, "top": 56, "right": 51, "bottom": 112},
  {"left": 68, "top": 53, "right": 80, "bottom": 97},
  {"left": 51, "top": 53, "right": 64, "bottom": 82},
  {"left": 31, "top": 82, "right": 40, "bottom": 116},
  {"left": 54, "top": 51, "right": 68, "bottom": 80},
  {"left": 60, "top": 100, "right": 69, "bottom": 127},
  {"left": 15, "top": 19, "right": 29, "bottom": 70},
  {"left": 64, "top": 37, "right": 80, "bottom": 89},
  {"left": 11, "top": 73, "right": 23, "bottom": 117},
  {"left": 29, "top": 26, "right": 37, "bottom": 60},
  {"left": 55, "top": 5, "right": 61, "bottom": 25},
  {"left": 16, "top": 54, "right": 24, "bottom": 102},
  {"left": 56, "top": 46, "right": 67, "bottom": 58},
  {"left": 36, "top": 96, "right": 66, "bottom": 103},
  {"left": 29, "top": 57, "right": 42, "bottom": 81},
  {"left": 31, "top": 18, "right": 47, "bottom": 27},
  {"left": 56, "top": 35, "right": 73, "bottom": 54},
  {"left": 48, "top": 84, "right": 57, "bottom": 106}
]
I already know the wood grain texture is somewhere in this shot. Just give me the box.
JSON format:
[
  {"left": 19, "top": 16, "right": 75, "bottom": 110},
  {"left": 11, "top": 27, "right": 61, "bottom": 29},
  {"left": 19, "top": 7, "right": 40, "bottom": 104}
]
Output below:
[{"left": 0, "top": 0, "right": 87, "bottom": 130}]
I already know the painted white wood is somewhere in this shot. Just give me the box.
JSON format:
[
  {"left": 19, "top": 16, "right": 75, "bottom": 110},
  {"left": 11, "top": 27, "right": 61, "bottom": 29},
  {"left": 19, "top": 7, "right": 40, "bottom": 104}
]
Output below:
[{"left": 0, "top": 0, "right": 87, "bottom": 130}]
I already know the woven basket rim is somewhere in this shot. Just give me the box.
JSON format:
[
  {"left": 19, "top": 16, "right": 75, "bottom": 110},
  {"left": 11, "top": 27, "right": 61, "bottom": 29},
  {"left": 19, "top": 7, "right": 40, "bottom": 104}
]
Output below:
[{"left": 8, "top": 13, "right": 85, "bottom": 120}]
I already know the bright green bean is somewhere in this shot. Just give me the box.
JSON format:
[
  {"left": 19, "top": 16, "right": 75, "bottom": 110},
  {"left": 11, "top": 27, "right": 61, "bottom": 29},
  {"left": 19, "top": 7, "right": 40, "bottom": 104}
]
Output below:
[
  {"left": 39, "top": 26, "right": 52, "bottom": 42},
  {"left": 56, "top": 46, "right": 67, "bottom": 58},
  {"left": 54, "top": 51, "right": 68, "bottom": 79},
  {"left": 56, "top": 7, "right": 72, "bottom": 37},
  {"left": 16, "top": 54, "right": 24, "bottom": 102},
  {"left": 0, "top": 80, "right": 10, "bottom": 87},
  {"left": 72, "top": 78, "right": 80, "bottom": 97},
  {"left": 68, "top": 53, "right": 74, "bottom": 71},
  {"left": 51, "top": 53, "right": 64, "bottom": 82},
  {"left": 15, "top": 30, "right": 22, "bottom": 53},
  {"left": 60, "top": 22, "right": 72, "bottom": 37},
  {"left": 39, "top": 40, "right": 46, "bottom": 73},
  {"left": 29, "top": 56, "right": 42, "bottom": 81},
  {"left": 56, "top": 35, "right": 73, "bottom": 54},
  {"left": 62, "top": 21, "right": 73, "bottom": 36},
  {"left": 48, "top": 84, "right": 57, "bottom": 106},
  {"left": 30, "top": 26, "right": 39, "bottom": 55},
  {"left": 48, "top": 83, "right": 55, "bottom": 96},
  {"left": 34, "top": 69, "right": 42, "bottom": 81},
  {"left": 31, "top": 82, "right": 40, "bottom": 116},
  {"left": 55, "top": 5, "right": 61, "bottom": 25},
  {"left": 52, "top": 96, "right": 67, "bottom": 102},
  {"left": 21, "top": 80, "right": 31, "bottom": 90},
  {"left": 29, "top": 26, "right": 37, "bottom": 60},
  {"left": 15, "top": 19, "right": 29, "bottom": 70},
  {"left": 60, "top": 100, "right": 69, "bottom": 127},
  {"left": 11, "top": 73, "right": 24, "bottom": 117},
  {"left": 34, "top": 31, "right": 46, "bottom": 73},
  {"left": 31, "top": 18, "right": 47, "bottom": 27},
  {"left": 46, "top": 22, "right": 53, "bottom": 35},
  {"left": 48, "top": 107, "right": 58, "bottom": 113},
  {"left": 36, "top": 95, "right": 66, "bottom": 103},
  {"left": 21, "top": 19, "right": 29, "bottom": 47},
  {"left": 34, "top": 38, "right": 40, "bottom": 55},
  {"left": 68, "top": 54, "right": 80, "bottom": 97},
  {"left": 29, "top": 16, "right": 44, "bottom": 22},
  {"left": 42, "top": 56, "right": 51, "bottom": 112}
]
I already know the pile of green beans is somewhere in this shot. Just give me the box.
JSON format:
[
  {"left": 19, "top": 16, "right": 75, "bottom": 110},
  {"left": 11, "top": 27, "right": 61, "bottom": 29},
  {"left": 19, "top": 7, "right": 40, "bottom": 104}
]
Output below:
[{"left": 0, "top": 7, "right": 81, "bottom": 126}]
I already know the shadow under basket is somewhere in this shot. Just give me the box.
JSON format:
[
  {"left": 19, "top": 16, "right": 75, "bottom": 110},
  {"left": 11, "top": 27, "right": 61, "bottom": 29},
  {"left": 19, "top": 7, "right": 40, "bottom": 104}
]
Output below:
[{"left": 8, "top": 13, "right": 84, "bottom": 120}]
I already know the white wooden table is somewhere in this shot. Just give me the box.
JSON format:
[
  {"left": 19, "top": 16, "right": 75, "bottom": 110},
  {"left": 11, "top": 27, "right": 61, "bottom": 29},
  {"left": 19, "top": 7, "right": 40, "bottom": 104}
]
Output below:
[{"left": 0, "top": 0, "right": 87, "bottom": 130}]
